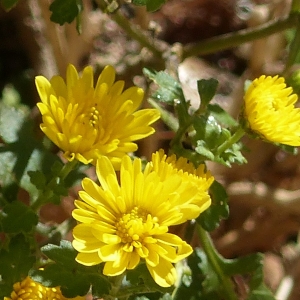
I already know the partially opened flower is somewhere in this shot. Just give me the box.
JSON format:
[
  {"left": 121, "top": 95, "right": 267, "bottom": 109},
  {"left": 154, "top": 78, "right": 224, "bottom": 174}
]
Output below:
[
  {"left": 151, "top": 149, "right": 213, "bottom": 222},
  {"left": 72, "top": 153, "right": 212, "bottom": 287},
  {"left": 36, "top": 64, "right": 160, "bottom": 168},
  {"left": 5, "top": 276, "right": 85, "bottom": 300},
  {"left": 242, "top": 75, "right": 300, "bottom": 146}
]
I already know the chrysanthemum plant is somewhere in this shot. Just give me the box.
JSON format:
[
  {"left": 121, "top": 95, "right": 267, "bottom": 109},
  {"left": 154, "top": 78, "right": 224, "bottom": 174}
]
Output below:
[{"left": 2, "top": 0, "right": 300, "bottom": 300}]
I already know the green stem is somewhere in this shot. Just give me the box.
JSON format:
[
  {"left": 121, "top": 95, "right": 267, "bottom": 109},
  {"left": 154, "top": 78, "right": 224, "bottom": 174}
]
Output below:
[
  {"left": 149, "top": 98, "right": 179, "bottom": 132},
  {"left": 31, "top": 159, "right": 78, "bottom": 211},
  {"left": 182, "top": 14, "right": 299, "bottom": 59},
  {"left": 108, "top": 273, "right": 126, "bottom": 299},
  {"left": 216, "top": 126, "right": 245, "bottom": 156},
  {"left": 284, "top": 17, "right": 300, "bottom": 73},
  {"left": 197, "top": 225, "right": 238, "bottom": 300},
  {"left": 96, "top": 0, "right": 163, "bottom": 58}
]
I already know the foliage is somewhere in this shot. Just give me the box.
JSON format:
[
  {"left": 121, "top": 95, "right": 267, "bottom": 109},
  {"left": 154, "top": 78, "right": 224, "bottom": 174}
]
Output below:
[{"left": 1, "top": 0, "right": 299, "bottom": 299}]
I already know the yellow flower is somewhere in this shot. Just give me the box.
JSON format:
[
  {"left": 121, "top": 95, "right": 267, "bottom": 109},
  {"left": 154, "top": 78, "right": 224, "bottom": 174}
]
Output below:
[
  {"left": 242, "top": 75, "right": 300, "bottom": 146},
  {"left": 151, "top": 149, "right": 213, "bottom": 222},
  {"left": 5, "top": 276, "right": 85, "bottom": 300},
  {"left": 72, "top": 152, "right": 212, "bottom": 287},
  {"left": 35, "top": 64, "right": 160, "bottom": 168}
]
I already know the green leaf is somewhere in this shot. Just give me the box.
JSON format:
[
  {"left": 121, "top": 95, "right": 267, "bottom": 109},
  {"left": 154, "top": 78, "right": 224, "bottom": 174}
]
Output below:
[
  {"left": 197, "top": 180, "right": 229, "bottom": 231},
  {"left": 143, "top": 68, "right": 184, "bottom": 104},
  {"left": 127, "top": 263, "right": 173, "bottom": 295},
  {"left": 173, "top": 248, "right": 221, "bottom": 299},
  {"left": 247, "top": 284, "right": 276, "bottom": 300},
  {"left": 0, "top": 101, "right": 72, "bottom": 204},
  {"left": 1, "top": 201, "right": 38, "bottom": 233},
  {"left": 146, "top": 0, "right": 166, "bottom": 11},
  {"left": 132, "top": 0, "right": 166, "bottom": 11},
  {"left": 215, "top": 141, "right": 247, "bottom": 167},
  {"left": 30, "top": 240, "right": 110, "bottom": 298},
  {"left": 193, "top": 115, "right": 222, "bottom": 149},
  {"left": 0, "top": 282, "right": 12, "bottom": 299},
  {"left": 245, "top": 256, "right": 275, "bottom": 300},
  {"left": 197, "top": 78, "right": 218, "bottom": 108},
  {"left": 222, "top": 253, "right": 263, "bottom": 276},
  {"left": 0, "top": 0, "right": 18, "bottom": 10},
  {"left": 0, "top": 234, "right": 35, "bottom": 291},
  {"left": 195, "top": 140, "right": 215, "bottom": 161},
  {"left": 193, "top": 114, "right": 246, "bottom": 167},
  {"left": 207, "top": 104, "right": 238, "bottom": 127},
  {"left": 49, "top": 0, "right": 82, "bottom": 25},
  {"left": 28, "top": 170, "right": 47, "bottom": 190}
]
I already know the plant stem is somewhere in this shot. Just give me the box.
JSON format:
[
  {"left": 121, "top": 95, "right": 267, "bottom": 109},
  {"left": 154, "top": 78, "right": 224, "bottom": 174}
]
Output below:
[
  {"left": 149, "top": 98, "right": 179, "bottom": 132},
  {"left": 96, "top": 0, "right": 163, "bottom": 58},
  {"left": 284, "top": 18, "right": 300, "bottom": 73},
  {"left": 182, "top": 14, "right": 299, "bottom": 59},
  {"left": 109, "top": 273, "right": 126, "bottom": 299},
  {"left": 216, "top": 126, "right": 245, "bottom": 156},
  {"left": 31, "top": 159, "right": 78, "bottom": 211},
  {"left": 197, "top": 225, "right": 238, "bottom": 300}
]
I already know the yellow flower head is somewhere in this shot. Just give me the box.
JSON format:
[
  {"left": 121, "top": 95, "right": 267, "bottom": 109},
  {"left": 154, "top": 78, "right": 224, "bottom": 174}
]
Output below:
[
  {"left": 35, "top": 64, "right": 160, "bottom": 168},
  {"left": 5, "top": 276, "right": 85, "bottom": 300},
  {"left": 72, "top": 152, "right": 212, "bottom": 287},
  {"left": 151, "top": 149, "right": 213, "bottom": 222},
  {"left": 242, "top": 75, "right": 300, "bottom": 146}
]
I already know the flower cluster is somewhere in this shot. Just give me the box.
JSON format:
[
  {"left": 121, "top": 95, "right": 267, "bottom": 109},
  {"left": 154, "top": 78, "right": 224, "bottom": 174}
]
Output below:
[
  {"left": 5, "top": 276, "right": 85, "bottom": 300},
  {"left": 242, "top": 75, "right": 300, "bottom": 146},
  {"left": 72, "top": 150, "right": 213, "bottom": 287},
  {"left": 36, "top": 64, "right": 160, "bottom": 169}
]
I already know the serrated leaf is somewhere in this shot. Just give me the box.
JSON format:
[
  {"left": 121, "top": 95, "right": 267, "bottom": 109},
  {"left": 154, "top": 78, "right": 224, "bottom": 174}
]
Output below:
[
  {"left": 222, "top": 253, "right": 263, "bottom": 276},
  {"left": 197, "top": 78, "right": 218, "bottom": 108},
  {"left": 1, "top": 201, "right": 38, "bottom": 233},
  {"left": 197, "top": 180, "right": 229, "bottom": 231},
  {"left": 195, "top": 140, "right": 215, "bottom": 161},
  {"left": 28, "top": 170, "right": 47, "bottom": 190},
  {"left": 0, "top": 102, "right": 69, "bottom": 202},
  {"left": 0, "top": 234, "right": 35, "bottom": 286},
  {"left": 207, "top": 104, "right": 238, "bottom": 127},
  {"left": 127, "top": 263, "right": 173, "bottom": 295},
  {"left": 31, "top": 240, "right": 110, "bottom": 298},
  {"left": 143, "top": 68, "right": 184, "bottom": 104},
  {"left": 175, "top": 248, "right": 220, "bottom": 299},
  {"left": 49, "top": 0, "right": 82, "bottom": 25},
  {"left": 193, "top": 115, "right": 222, "bottom": 149},
  {"left": 0, "top": 0, "right": 18, "bottom": 10},
  {"left": 41, "top": 240, "right": 77, "bottom": 263},
  {"left": 247, "top": 285, "right": 276, "bottom": 300},
  {"left": 192, "top": 114, "right": 246, "bottom": 167},
  {"left": 31, "top": 265, "right": 90, "bottom": 297}
]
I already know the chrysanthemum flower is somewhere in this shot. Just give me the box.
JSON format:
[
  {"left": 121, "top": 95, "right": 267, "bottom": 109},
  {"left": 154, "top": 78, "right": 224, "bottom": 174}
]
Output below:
[
  {"left": 151, "top": 149, "right": 213, "bottom": 222},
  {"left": 4, "top": 276, "right": 85, "bottom": 300},
  {"left": 242, "top": 75, "right": 300, "bottom": 146},
  {"left": 35, "top": 64, "right": 160, "bottom": 168},
  {"left": 72, "top": 152, "right": 212, "bottom": 287}
]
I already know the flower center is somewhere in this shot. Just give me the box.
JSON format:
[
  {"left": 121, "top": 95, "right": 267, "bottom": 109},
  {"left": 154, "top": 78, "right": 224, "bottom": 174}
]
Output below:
[
  {"left": 115, "top": 206, "right": 158, "bottom": 245},
  {"left": 88, "top": 106, "right": 100, "bottom": 127}
]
